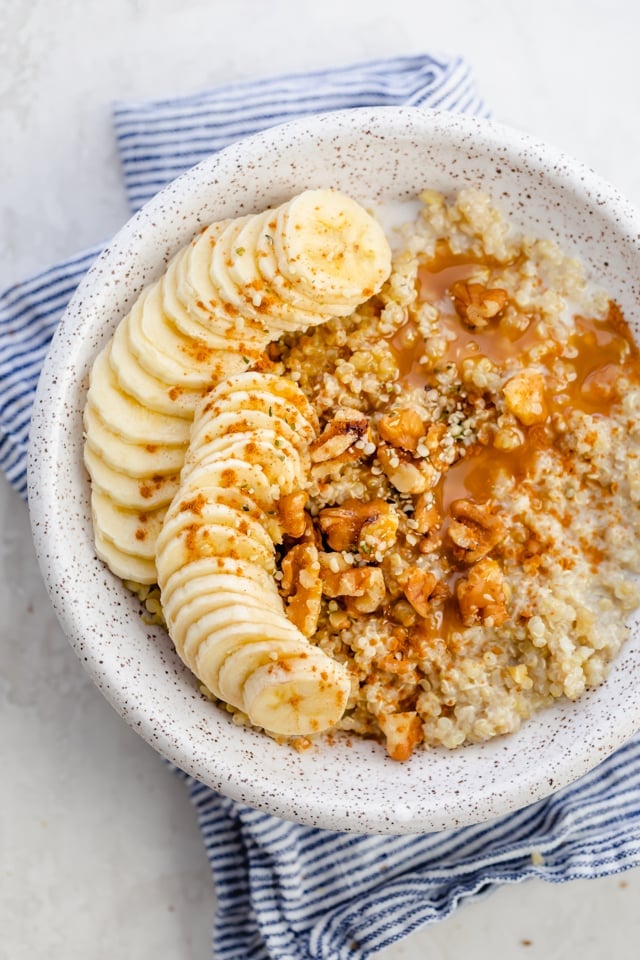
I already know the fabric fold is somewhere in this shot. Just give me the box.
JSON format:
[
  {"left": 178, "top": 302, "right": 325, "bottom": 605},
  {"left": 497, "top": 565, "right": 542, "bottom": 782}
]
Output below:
[{"left": 184, "top": 734, "right": 640, "bottom": 959}]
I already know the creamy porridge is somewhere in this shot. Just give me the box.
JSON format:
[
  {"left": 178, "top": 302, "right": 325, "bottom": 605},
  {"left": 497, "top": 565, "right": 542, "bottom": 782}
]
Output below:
[{"left": 264, "top": 189, "right": 640, "bottom": 759}]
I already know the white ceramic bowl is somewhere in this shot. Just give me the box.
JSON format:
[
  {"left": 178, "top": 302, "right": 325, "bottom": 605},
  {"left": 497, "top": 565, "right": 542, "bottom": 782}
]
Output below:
[{"left": 28, "top": 107, "right": 640, "bottom": 834}]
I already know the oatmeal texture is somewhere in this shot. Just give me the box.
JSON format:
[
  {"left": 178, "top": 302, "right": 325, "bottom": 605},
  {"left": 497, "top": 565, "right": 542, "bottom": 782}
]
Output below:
[{"left": 263, "top": 188, "right": 640, "bottom": 760}]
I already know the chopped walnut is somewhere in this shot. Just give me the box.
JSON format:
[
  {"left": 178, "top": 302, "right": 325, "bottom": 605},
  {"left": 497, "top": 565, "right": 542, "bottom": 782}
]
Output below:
[
  {"left": 378, "top": 408, "right": 425, "bottom": 452},
  {"left": 280, "top": 542, "right": 322, "bottom": 637},
  {"left": 318, "top": 498, "right": 399, "bottom": 556},
  {"left": 377, "top": 443, "right": 437, "bottom": 495},
  {"left": 450, "top": 281, "right": 509, "bottom": 329},
  {"left": 447, "top": 498, "right": 506, "bottom": 563},
  {"left": 422, "top": 422, "right": 452, "bottom": 470},
  {"left": 402, "top": 566, "right": 438, "bottom": 618},
  {"left": 318, "top": 550, "right": 351, "bottom": 577},
  {"left": 456, "top": 557, "right": 509, "bottom": 627},
  {"left": 413, "top": 494, "right": 440, "bottom": 535},
  {"left": 277, "top": 490, "right": 308, "bottom": 539},
  {"left": 503, "top": 371, "right": 548, "bottom": 426},
  {"left": 378, "top": 711, "right": 423, "bottom": 761},
  {"left": 414, "top": 495, "right": 442, "bottom": 553},
  {"left": 320, "top": 558, "right": 386, "bottom": 615},
  {"left": 299, "top": 512, "right": 322, "bottom": 548},
  {"left": 310, "top": 408, "right": 369, "bottom": 463}
]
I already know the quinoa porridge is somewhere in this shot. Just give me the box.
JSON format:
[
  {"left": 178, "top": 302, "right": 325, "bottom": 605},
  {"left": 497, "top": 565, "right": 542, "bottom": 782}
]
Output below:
[
  {"left": 113, "top": 188, "right": 640, "bottom": 762},
  {"left": 258, "top": 188, "right": 640, "bottom": 760}
]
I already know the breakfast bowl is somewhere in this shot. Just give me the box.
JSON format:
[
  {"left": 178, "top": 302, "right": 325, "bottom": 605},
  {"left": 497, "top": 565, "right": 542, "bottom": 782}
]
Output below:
[{"left": 28, "top": 107, "right": 640, "bottom": 834}]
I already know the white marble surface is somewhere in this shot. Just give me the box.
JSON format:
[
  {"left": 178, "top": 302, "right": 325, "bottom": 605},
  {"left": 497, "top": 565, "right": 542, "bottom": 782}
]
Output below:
[{"left": 2, "top": 0, "right": 640, "bottom": 957}]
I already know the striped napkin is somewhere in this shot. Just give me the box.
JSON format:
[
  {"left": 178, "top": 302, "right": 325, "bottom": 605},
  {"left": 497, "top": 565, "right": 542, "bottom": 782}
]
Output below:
[{"left": 2, "top": 54, "right": 640, "bottom": 960}]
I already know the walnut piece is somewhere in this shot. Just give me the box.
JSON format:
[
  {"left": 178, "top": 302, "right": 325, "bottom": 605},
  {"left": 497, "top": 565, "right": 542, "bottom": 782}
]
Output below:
[
  {"left": 319, "top": 557, "right": 386, "bottom": 615},
  {"left": 277, "top": 490, "right": 308, "bottom": 539},
  {"left": 413, "top": 494, "right": 440, "bottom": 534},
  {"left": 318, "top": 498, "right": 398, "bottom": 556},
  {"left": 378, "top": 711, "right": 423, "bottom": 761},
  {"left": 310, "top": 408, "right": 369, "bottom": 463},
  {"left": 456, "top": 557, "right": 509, "bottom": 627},
  {"left": 402, "top": 566, "right": 438, "bottom": 618},
  {"left": 422, "top": 422, "right": 451, "bottom": 471},
  {"left": 450, "top": 281, "right": 509, "bottom": 329},
  {"left": 503, "top": 371, "right": 548, "bottom": 426},
  {"left": 280, "top": 542, "right": 322, "bottom": 637},
  {"left": 377, "top": 443, "right": 436, "bottom": 495},
  {"left": 414, "top": 495, "right": 442, "bottom": 554},
  {"left": 378, "top": 408, "right": 425, "bottom": 452},
  {"left": 447, "top": 498, "right": 506, "bottom": 563}
]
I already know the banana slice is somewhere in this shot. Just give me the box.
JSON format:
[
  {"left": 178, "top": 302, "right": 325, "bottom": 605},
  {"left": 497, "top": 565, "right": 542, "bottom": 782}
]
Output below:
[
  {"left": 121, "top": 287, "right": 187, "bottom": 387},
  {"left": 130, "top": 284, "right": 247, "bottom": 388},
  {"left": 163, "top": 573, "right": 283, "bottom": 627},
  {"left": 170, "top": 591, "right": 285, "bottom": 655},
  {"left": 185, "top": 487, "right": 282, "bottom": 543},
  {"left": 83, "top": 404, "right": 186, "bottom": 477},
  {"left": 216, "top": 637, "right": 307, "bottom": 708},
  {"left": 172, "top": 220, "right": 232, "bottom": 327},
  {"left": 273, "top": 188, "right": 391, "bottom": 304},
  {"left": 161, "top": 557, "right": 281, "bottom": 611},
  {"left": 94, "top": 526, "right": 157, "bottom": 584},
  {"left": 191, "top": 389, "right": 317, "bottom": 445},
  {"left": 219, "top": 212, "right": 324, "bottom": 330},
  {"left": 85, "top": 190, "right": 391, "bottom": 586},
  {"left": 168, "top": 250, "right": 271, "bottom": 348},
  {"left": 191, "top": 620, "right": 305, "bottom": 699},
  {"left": 91, "top": 490, "right": 165, "bottom": 560},
  {"left": 242, "top": 651, "right": 351, "bottom": 736},
  {"left": 189, "top": 417, "right": 310, "bottom": 465},
  {"left": 250, "top": 211, "right": 353, "bottom": 321},
  {"left": 87, "top": 346, "right": 190, "bottom": 447},
  {"left": 111, "top": 319, "right": 197, "bottom": 419},
  {"left": 182, "top": 602, "right": 302, "bottom": 669},
  {"left": 83, "top": 444, "right": 178, "bottom": 510},
  {"left": 156, "top": 521, "right": 276, "bottom": 584},
  {"left": 180, "top": 457, "right": 278, "bottom": 513},
  {"left": 209, "top": 216, "right": 257, "bottom": 311},
  {"left": 178, "top": 460, "right": 285, "bottom": 543},
  {"left": 181, "top": 434, "right": 305, "bottom": 496},
  {"left": 210, "top": 370, "right": 319, "bottom": 415},
  {"left": 225, "top": 209, "right": 272, "bottom": 291},
  {"left": 154, "top": 370, "right": 351, "bottom": 736},
  {"left": 141, "top": 283, "right": 227, "bottom": 377},
  {"left": 161, "top": 498, "right": 275, "bottom": 555}
]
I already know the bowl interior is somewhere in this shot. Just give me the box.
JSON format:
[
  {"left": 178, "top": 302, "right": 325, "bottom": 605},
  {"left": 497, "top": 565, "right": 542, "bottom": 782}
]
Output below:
[{"left": 28, "top": 107, "right": 640, "bottom": 834}]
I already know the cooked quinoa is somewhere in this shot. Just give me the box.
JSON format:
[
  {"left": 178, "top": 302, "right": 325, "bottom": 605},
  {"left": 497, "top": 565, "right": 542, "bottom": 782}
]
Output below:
[
  {"left": 135, "top": 188, "right": 640, "bottom": 761},
  {"left": 265, "top": 188, "right": 640, "bottom": 760}
]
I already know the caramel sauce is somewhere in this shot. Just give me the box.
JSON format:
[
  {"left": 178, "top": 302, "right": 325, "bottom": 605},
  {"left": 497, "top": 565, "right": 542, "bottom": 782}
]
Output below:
[
  {"left": 390, "top": 250, "right": 543, "bottom": 387},
  {"left": 393, "top": 249, "right": 640, "bottom": 413},
  {"left": 553, "top": 305, "right": 638, "bottom": 416},
  {"left": 389, "top": 322, "right": 427, "bottom": 388},
  {"left": 383, "top": 246, "right": 640, "bottom": 644},
  {"left": 420, "top": 260, "right": 479, "bottom": 301},
  {"left": 437, "top": 311, "right": 546, "bottom": 368},
  {"left": 439, "top": 441, "right": 537, "bottom": 513}
]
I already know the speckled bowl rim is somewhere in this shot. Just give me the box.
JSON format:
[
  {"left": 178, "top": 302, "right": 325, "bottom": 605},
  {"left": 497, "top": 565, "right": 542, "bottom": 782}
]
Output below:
[{"left": 28, "top": 106, "right": 640, "bottom": 834}]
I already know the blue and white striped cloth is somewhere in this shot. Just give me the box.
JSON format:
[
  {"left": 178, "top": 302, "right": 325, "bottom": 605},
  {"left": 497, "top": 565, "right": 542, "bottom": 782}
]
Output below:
[{"left": 2, "top": 54, "right": 640, "bottom": 960}]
